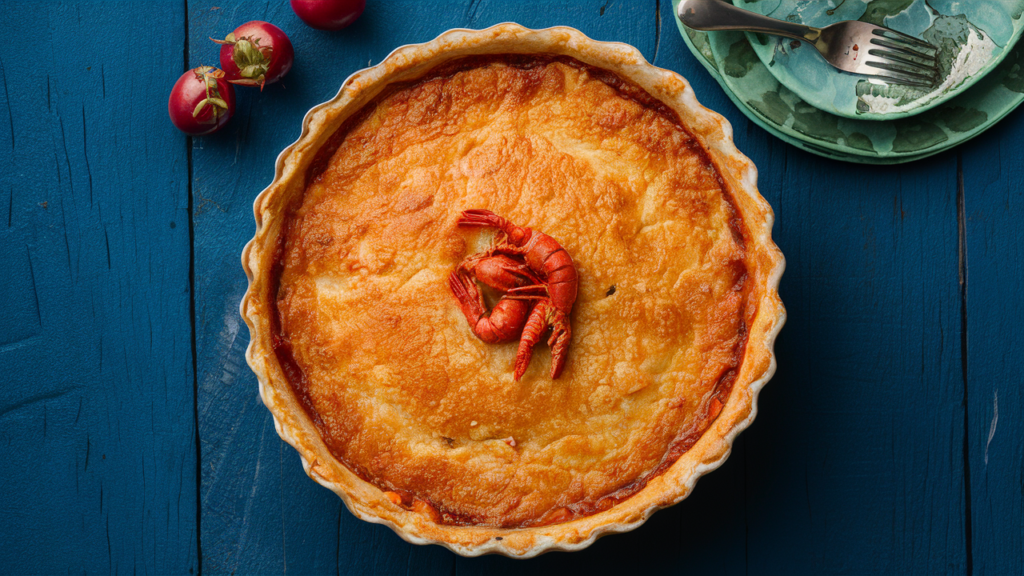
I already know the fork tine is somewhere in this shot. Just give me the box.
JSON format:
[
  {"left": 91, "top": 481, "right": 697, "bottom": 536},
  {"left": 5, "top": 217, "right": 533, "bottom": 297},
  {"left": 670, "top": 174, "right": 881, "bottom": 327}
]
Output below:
[
  {"left": 871, "top": 27, "right": 936, "bottom": 52},
  {"left": 869, "top": 37, "right": 938, "bottom": 62},
  {"left": 867, "top": 49, "right": 938, "bottom": 75},
  {"left": 865, "top": 59, "right": 936, "bottom": 79},
  {"left": 864, "top": 60, "right": 937, "bottom": 83},
  {"left": 863, "top": 72, "right": 934, "bottom": 88}
]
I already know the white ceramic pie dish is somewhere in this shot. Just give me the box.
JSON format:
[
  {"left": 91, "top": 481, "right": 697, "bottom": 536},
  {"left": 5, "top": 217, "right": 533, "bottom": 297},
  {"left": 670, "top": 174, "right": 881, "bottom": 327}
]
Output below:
[{"left": 240, "top": 23, "right": 786, "bottom": 558}]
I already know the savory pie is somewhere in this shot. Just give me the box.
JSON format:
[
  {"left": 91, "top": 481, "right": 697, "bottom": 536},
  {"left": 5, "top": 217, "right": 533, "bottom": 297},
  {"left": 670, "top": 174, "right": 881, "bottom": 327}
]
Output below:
[{"left": 242, "top": 24, "right": 784, "bottom": 557}]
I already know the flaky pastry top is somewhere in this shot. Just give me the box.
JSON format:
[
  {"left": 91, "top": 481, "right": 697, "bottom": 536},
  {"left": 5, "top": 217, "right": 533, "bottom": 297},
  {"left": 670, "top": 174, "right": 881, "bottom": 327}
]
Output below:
[{"left": 274, "top": 57, "right": 750, "bottom": 527}]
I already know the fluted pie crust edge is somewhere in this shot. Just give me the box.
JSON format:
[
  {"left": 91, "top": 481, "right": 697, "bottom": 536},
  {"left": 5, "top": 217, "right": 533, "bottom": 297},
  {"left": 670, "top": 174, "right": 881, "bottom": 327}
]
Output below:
[{"left": 240, "top": 23, "right": 786, "bottom": 558}]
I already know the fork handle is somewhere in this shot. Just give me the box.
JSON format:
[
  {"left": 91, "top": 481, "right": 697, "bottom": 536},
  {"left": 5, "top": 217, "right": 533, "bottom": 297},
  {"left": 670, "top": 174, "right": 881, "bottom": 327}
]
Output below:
[{"left": 677, "top": 0, "right": 820, "bottom": 43}]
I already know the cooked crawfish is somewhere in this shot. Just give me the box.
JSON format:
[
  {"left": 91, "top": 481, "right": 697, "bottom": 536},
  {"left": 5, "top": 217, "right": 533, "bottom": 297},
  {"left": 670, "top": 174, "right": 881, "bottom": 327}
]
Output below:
[
  {"left": 448, "top": 254, "right": 537, "bottom": 344},
  {"left": 455, "top": 209, "right": 578, "bottom": 380}
]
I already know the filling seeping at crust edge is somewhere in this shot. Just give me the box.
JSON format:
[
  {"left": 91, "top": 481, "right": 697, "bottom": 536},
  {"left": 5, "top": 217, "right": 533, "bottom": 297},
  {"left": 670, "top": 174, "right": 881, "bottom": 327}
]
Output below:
[{"left": 268, "top": 54, "right": 754, "bottom": 528}]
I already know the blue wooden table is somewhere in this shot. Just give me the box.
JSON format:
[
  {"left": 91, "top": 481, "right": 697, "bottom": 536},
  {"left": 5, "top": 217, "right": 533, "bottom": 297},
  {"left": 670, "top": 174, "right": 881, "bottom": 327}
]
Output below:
[{"left": 2, "top": 1, "right": 1021, "bottom": 574}]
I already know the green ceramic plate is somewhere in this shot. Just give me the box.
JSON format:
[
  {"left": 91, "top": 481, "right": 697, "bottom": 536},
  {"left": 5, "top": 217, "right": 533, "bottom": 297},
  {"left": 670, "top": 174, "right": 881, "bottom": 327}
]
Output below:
[
  {"left": 672, "top": 0, "right": 1024, "bottom": 163},
  {"left": 733, "top": 0, "right": 1024, "bottom": 120},
  {"left": 673, "top": 17, "right": 918, "bottom": 163}
]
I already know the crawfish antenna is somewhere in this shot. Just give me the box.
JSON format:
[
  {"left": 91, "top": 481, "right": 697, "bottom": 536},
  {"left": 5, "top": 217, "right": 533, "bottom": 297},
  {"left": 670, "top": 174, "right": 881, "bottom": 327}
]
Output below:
[{"left": 457, "top": 209, "right": 502, "bottom": 227}]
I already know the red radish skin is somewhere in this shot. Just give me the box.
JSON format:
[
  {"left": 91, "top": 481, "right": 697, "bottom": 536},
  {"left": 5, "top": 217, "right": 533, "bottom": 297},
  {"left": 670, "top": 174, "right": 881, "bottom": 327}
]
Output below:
[
  {"left": 212, "top": 21, "right": 294, "bottom": 89},
  {"left": 290, "top": 0, "right": 366, "bottom": 31},
  {"left": 168, "top": 67, "right": 236, "bottom": 136}
]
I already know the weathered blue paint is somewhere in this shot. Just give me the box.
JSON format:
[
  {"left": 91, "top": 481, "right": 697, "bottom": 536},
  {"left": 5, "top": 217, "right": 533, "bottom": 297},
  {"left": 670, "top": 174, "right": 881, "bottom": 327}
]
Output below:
[
  {"left": 742, "top": 146, "right": 968, "bottom": 574},
  {"left": 963, "top": 111, "right": 1024, "bottom": 575},
  {"left": 3, "top": 0, "right": 1023, "bottom": 574},
  {"left": 0, "top": 2, "right": 196, "bottom": 574},
  {"left": 189, "top": 1, "right": 351, "bottom": 572}
]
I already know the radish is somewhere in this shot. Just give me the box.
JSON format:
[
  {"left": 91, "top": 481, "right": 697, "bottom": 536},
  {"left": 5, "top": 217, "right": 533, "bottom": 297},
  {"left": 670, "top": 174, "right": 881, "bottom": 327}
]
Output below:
[
  {"left": 290, "top": 0, "right": 365, "bottom": 31},
  {"left": 212, "top": 21, "right": 294, "bottom": 90},
  {"left": 168, "top": 66, "right": 235, "bottom": 136}
]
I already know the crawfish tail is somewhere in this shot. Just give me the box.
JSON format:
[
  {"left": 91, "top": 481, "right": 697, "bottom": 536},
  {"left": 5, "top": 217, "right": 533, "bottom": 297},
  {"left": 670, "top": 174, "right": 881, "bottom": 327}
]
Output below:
[
  {"left": 479, "top": 297, "right": 531, "bottom": 344},
  {"left": 451, "top": 265, "right": 532, "bottom": 345},
  {"left": 514, "top": 301, "right": 552, "bottom": 381}
]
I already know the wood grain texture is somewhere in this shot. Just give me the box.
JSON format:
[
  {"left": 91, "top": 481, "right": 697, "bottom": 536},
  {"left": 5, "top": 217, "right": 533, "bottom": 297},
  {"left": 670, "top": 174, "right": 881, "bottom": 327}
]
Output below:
[
  {"left": 189, "top": 3, "right": 345, "bottom": 572},
  {"left": 962, "top": 109, "right": 1024, "bottom": 575},
  {"left": 3, "top": 0, "right": 1016, "bottom": 573},
  {"left": 0, "top": 2, "right": 197, "bottom": 574},
  {"left": 719, "top": 66, "right": 968, "bottom": 575},
  {"left": 741, "top": 141, "right": 967, "bottom": 575}
]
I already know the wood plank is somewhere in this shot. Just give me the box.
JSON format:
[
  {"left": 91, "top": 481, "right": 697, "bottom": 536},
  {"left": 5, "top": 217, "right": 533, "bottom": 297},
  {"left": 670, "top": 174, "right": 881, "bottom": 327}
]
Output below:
[
  {"left": 962, "top": 106, "right": 1024, "bottom": 574},
  {"left": 746, "top": 147, "right": 967, "bottom": 575},
  {"left": 659, "top": 4, "right": 968, "bottom": 572},
  {"left": 189, "top": 3, "right": 346, "bottom": 572},
  {"left": 0, "top": 2, "right": 196, "bottom": 574},
  {"left": 732, "top": 110, "right": 967, "bottom": 573}
]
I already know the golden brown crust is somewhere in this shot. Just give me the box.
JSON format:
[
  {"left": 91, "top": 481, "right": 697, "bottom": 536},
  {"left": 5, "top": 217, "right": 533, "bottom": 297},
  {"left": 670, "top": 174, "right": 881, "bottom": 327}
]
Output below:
[
  {"left": 277, "top": 58, "right": 748, "bottom": 527},
  {"left": 242, "top": 24, "right": 785, "bottom": 557}
]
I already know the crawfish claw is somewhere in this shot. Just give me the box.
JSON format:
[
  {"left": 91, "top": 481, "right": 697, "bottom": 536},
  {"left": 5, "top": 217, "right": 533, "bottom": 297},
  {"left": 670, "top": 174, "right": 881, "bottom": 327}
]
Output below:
[{"left": 514, "top": 301, "right": 570, "bottom": 381}]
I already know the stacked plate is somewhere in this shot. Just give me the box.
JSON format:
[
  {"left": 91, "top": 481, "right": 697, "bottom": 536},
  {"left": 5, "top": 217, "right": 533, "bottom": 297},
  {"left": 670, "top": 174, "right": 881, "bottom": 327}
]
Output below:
[{"left": 673, "top": 0, "right": 1024, "bottom": 163}]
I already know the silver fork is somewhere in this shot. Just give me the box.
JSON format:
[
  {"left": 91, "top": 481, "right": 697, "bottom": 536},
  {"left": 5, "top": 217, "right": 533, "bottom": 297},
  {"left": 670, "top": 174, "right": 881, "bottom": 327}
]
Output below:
[{"left": 677, "top": 0, "right": 939, "bottom": 87}]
